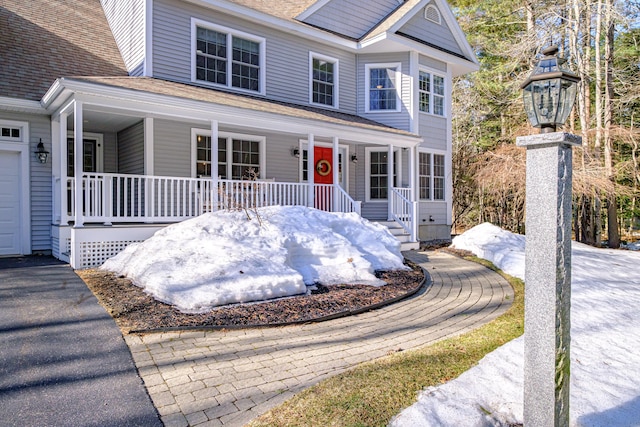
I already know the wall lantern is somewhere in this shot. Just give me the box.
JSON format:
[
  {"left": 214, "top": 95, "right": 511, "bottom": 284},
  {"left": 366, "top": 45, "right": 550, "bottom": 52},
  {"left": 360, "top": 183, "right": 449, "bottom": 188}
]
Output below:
[
  {"left": 351, "top": 154, "right": 358, "bottom": 163},
  {"left": 34, "top": 138, "right": 49, "bottom": 164},
  {"left": 521, "top": 46, "right": 580, "bottom": 133},
  {"left": 291, "top": 147, "right": 300, "bottom": 158}
]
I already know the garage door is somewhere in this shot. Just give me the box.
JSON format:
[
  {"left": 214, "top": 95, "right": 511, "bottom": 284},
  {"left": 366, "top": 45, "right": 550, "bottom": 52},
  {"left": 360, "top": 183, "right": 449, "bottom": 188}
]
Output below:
[{"left": 0, "top": 150, "right": 21, "bottom": 255}]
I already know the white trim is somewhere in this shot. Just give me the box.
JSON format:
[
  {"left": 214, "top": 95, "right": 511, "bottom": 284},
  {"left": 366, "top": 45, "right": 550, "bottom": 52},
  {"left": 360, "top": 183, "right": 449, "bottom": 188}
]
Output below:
[
  {"left": 418, "top": 66, "right": 447, "bottom": 117},
  {"left": 409, "top": 51, "right": 419, "bottom": 133},
  {"left": 0, "top": 119, "right": 31, "bottom": 255},
  {"left": 308, "top": 51, "right": 339, "bottom": 109},
  {"left": 144, "top": 118, "right": 154, "bottom": 174},
  {"left": 191, "top": 128, "right": 266, "bottom": 179},
  {"left": 144, "top": 0, "right": 153, "bottom": 76},
  {"left": 364, "top": 63, "right": 402, "bottom": 113},
  {"left": 417, "top": 147, "right": 448, "bottom": 201},
  {"left": 365, "top": 146, "right": 400, "bottom": 203},
  {"left": 191, "top": 18, "right": 266, "bottom": 96},
  {"left": 0, "top": 97, "right": 47, "bottom": 115}
]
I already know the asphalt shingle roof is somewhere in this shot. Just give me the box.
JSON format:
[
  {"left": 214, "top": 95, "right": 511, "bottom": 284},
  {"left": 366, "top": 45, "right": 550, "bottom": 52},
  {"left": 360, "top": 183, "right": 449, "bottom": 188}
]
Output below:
[{"left": 0, "top": 0, "right": 128, "bottom": 101}]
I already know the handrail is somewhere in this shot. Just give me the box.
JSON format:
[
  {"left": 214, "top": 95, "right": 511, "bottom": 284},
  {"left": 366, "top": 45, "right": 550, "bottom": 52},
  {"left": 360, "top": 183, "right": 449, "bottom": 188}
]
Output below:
[{"left": 390, "top": 187, "right": 418, "bottom": 242}]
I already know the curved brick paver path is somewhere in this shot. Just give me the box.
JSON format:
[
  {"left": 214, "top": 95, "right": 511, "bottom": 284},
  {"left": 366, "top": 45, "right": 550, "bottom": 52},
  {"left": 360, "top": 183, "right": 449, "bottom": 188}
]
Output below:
[{"left": 124, "top": 250, "right": 514, "bottom": 427}]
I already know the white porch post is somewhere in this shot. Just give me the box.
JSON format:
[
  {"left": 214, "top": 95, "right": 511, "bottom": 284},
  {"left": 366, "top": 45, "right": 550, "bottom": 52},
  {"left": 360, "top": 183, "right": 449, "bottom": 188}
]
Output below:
[
  {"left": 307, "top": 133, "right": 315, "bottom": 208},
  {"left": 332, "top": 136, "right": 339, "bottom": 212},
  {"left": 143, "top": 117, "right": 154, "bottom": 221},
  {"left": 211, "top": 120, "right": 219, "bottom": 211},
  {"left": 387, "top": 143, "right": 394, "bottom": 221},
  {"left": 59, "top": 112, "right": 68, "bottom": 225},
  {"left": 73, "top": 101, "right": 84, "bottom": 227},
  {"left": 409, "top": 146, "right": 417, "bottom": 202}
]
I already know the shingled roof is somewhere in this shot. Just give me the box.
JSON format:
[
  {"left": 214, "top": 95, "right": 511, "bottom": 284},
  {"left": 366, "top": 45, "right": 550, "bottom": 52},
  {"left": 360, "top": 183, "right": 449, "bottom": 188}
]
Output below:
[
  {"left": 0, "top": 0, "right": 128, "bottom": 101},
  {"left": 60, "top": 76, "right": 418, "bottom": 138}
]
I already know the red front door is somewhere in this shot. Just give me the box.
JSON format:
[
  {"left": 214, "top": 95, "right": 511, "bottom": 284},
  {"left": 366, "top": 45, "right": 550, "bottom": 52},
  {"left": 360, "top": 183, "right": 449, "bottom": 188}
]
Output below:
[{"left": 314, "top": 146, "right": 333, "bottom": 211}]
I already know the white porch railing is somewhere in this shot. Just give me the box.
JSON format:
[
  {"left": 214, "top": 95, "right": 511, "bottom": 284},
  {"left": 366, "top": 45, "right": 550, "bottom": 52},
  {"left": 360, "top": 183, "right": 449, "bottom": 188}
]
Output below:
[
  {"left": 63, "top": 174, "right": 362, "bottom": 224},
  {"left": 390, "top": 187, "right": 418, "bottom": 242}
]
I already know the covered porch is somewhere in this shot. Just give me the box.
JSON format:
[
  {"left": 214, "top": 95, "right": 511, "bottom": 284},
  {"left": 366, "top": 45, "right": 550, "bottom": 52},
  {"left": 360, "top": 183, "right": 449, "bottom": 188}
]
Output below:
[{"left": 43, "top": 77, "right": 422, "bottom": 268}]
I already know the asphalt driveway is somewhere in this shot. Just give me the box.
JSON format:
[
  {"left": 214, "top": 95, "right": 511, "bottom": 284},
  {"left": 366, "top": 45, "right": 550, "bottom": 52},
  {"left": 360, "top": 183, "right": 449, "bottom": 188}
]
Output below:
[{"left": 0, "top": 255, "right": 162, "bottom": 427}]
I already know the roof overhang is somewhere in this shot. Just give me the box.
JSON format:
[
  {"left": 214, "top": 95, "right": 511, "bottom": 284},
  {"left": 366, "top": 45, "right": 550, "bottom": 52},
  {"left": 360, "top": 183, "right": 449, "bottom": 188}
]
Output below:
[
  {"left": 42, "top": 78, "right": 422, "bottom": 147},
  {"left": 0, "top": 96, "right": 48, "bottom": 115}
]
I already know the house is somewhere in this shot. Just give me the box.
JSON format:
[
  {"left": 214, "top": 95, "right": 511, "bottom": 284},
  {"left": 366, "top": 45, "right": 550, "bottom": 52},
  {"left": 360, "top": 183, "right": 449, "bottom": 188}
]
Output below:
[{"left": 0, "top": 0, "right": 478, "bottom": 269}]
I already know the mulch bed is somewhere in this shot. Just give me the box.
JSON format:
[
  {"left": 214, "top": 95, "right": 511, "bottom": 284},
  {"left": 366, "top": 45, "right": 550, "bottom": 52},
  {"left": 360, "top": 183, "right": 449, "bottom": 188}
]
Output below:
[{"left": 78, "top": 262, "right": 424, "bottom": 334}]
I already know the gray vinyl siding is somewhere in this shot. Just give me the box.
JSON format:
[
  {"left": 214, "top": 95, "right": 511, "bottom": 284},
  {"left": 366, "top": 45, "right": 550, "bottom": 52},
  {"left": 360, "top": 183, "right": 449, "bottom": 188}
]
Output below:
[
  {"left": 419, "top": 115, "right": 447, "bottom": 150},
  {"left": 1, "top": 111, "right": 52, "bottom": 252},
  {"left": 103, "top": 132, "right": 118, "bottom": 173},
  {"left": 151, "top": 0, "right": 357, "bottom": 113},
  {"left": 418, "top": 201, "right": 448, "bottom": 223},
  {"left": 419, "top": 55, "right": 447, "bottom": 73},
  {"left": 117, "top": 121, "right": 145, "bottom": 174},
  {"left": 100, "top": 0, "right": 146, "bottom": 75},
  {"left": 153, "top": 119, "right": 191, "bottom": 177},
  {"left": 263, "top": 132, "right": 300, "bottom": 182},
  {"left": 302, "top": 0, "right": 400, "bottom": 39},
  {"left": 357, "top": 53, "right": 411, "bottom": 131},
  {"left": 398, "top": 6, "right": 464, "bottom": 57}
]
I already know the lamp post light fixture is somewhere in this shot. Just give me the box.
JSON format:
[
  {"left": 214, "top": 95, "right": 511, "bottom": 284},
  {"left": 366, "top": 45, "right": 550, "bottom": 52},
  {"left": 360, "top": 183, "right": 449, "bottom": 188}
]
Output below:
[
  {"left": 517, "top": 45, "right": 581, "bottom": 427},
  {"left": 521, "top": 45, "right": 580, "bottom": 133},
  {"left": 34, "top": 138, "right": 49, "bottom": 164}
]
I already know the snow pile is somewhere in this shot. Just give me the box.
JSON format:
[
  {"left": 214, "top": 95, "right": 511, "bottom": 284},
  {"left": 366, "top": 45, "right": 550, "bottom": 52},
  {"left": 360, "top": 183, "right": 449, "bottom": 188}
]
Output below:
[
  {"left": 101, "top": 206, "right": 406, "bottom": 313},
  {"left": 392, "top": 222, "right": 640, "bottom": 427}
]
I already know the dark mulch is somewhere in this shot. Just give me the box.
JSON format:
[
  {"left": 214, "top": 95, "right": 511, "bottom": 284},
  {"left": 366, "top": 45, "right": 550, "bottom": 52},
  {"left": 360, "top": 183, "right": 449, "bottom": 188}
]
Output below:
[{"left": 78, "top": 262, "right": 424, "bottom": 334}]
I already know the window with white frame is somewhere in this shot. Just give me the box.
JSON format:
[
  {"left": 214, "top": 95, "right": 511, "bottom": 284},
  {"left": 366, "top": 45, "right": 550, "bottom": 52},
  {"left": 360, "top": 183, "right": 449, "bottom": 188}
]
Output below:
[
  {"left": 310, "top": 53, "right": 338, "bottom": 107},
  {"left": 366, "top": 149, "right": 398, "bottom": 201},
  {"left": 418, "top": 70, "right": 445, "bottom": 116},
  {"left": 0, "top": 125, "right": 21, "bottom": 141},
  {"left": 419, "top": 151, "right": 446, "bottom": 200},
  {"left": 194, "top": 132, "right": 263, "bottom": 179},
  {"left": 366, "top": 63, "right": 401, "bottom": 112},
  {"left": 193, "top": 19, "right": 265, "bottom": 93}
]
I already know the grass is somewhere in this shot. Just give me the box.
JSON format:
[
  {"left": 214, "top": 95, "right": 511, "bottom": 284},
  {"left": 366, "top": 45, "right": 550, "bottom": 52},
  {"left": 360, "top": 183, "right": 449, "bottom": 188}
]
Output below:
[{"left": 248, "top": 256, "right": 524, "bottom": 427}]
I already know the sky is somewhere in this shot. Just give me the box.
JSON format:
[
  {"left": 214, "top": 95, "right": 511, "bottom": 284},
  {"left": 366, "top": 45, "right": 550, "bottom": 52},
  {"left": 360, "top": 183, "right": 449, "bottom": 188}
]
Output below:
[
  {"left": 101, "top": 206, "right": 407, "bottom": 313},
  {"left": 392, "top": 222, "right": 640, "bottom": 427}
]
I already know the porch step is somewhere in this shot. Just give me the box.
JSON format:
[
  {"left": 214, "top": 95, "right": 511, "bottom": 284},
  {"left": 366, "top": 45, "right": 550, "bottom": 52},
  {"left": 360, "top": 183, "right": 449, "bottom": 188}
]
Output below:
[{"left": 376, "top": 221, "right": 420, "bottom": 252}]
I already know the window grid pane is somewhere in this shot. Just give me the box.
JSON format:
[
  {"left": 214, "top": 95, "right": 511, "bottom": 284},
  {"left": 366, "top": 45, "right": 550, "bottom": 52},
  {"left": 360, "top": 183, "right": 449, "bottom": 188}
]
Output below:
[
  {"left": 418, "top": 71, "right": 446, "bottom": 116},
  {"left": 196, "top": 28, "right": 227, "bottom": 85},
  {"left": 312, "top": 58, "right": 335, "bottom": 106},
  {"left": 370, "top": 151, "right": 389, "bottom": 200},
  {"left": 434, "top": 154, "right": 445, "bottom": 200},
  {"left": 369, "top": 67, "right": 397, "bottom": 111},
  {"left": 231, "top": 139, "right": 260, "bottom": 179},
  {"left": 231, "top": 36, "right": 260, "bottom": 91},
  {"left": 419, "top": 152, "right": 431, "bottom": 200}
]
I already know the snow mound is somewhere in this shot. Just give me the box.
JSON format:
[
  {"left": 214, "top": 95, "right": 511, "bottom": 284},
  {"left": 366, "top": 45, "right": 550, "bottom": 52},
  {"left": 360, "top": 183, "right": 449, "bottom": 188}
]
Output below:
[{"left": 101, "top": 206, "right": 407, "bottom": 313}]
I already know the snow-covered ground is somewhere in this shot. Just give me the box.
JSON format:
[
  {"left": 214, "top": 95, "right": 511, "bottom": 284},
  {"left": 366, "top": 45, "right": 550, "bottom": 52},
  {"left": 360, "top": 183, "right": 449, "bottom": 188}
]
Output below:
[
  {"left": 392, "top": 222, "right": 640, "bottom": 427},
  {"left": 101, "top": 206, "right": 406, "bottom": 313}
]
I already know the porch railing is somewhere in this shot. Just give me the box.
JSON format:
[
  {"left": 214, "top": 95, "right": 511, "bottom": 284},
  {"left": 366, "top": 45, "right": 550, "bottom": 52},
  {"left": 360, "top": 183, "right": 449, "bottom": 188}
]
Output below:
[
  {"left": 64, "top": 174, "right": 362, "bottom": 224},
  {"left": 390, "top": 187, "right": 418, "bottom": 242}
]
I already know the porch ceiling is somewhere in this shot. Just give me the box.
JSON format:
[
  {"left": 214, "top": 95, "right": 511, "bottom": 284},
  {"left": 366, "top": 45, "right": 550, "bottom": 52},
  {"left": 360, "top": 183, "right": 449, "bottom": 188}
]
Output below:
[{"left": 43, "top": 76, "right": 422, "bottom": 146}]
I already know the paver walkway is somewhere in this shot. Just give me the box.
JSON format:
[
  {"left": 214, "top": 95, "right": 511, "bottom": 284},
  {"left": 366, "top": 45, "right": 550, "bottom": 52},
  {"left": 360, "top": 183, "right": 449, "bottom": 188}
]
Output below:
[{"left": 124, "top": 250, "right": 514, "bottom": 427}]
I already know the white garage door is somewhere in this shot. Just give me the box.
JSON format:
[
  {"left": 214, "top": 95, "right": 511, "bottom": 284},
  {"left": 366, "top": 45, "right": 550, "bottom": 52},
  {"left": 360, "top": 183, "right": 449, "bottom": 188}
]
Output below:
[{"left": 0, "top": 150, "right": 22, "bottom": 255}]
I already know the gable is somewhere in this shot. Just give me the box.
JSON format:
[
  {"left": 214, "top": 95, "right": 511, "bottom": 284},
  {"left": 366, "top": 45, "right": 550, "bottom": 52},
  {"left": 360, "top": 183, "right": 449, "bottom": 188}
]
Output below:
[
  {"left": 300, "top": 0, "right": 402, "bottom": 39},
  {"left": 396, "top": 3, "right": 464, "bottom": 57},
  {"left": 0, "top": 0, "right": 127, "bottom": 101}
]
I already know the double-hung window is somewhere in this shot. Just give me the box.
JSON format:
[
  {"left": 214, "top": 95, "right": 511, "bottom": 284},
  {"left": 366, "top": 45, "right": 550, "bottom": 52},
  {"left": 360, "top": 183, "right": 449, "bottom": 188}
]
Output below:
[
  {"left": 193, "top": 19, "right": 265, "bottom": 94},
  {"left": 418, "top": 70, "right": 445, "bottom": 116},
  {"left": 419, "top": 151, "right": 446, "bottom": 200},
  {"left": 310, "top": 53, "right": 338, "bottom": 108},
  {"left": 194, "top": 131, "right": 264, "bottom": 180},
  {"left": 365, "top": 63, "right": 401, "bottom": 112}
]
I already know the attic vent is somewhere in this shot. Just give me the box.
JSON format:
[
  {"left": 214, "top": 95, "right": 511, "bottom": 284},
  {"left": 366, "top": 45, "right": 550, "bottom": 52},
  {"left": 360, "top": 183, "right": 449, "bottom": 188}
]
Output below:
[{"left": 424, "top": 4, "right": 441, "bottom": 24}]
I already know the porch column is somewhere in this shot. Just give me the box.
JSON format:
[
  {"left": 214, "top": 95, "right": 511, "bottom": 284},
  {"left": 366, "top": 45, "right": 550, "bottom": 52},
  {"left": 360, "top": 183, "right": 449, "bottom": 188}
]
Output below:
[
  {"left": 144, "top": 118, "right": 154, "bottom": 175},
  {"left": 332, "top": 136, "right": 339, "bottom": 212},
  {"left": 73, "top": 101, "right": 84, "bottom": 227},
  {"left": 59, "top": 113, "right": 69, "bottom": 225},
  {"left": 387, "top": 143, "right": 394, "bottom": 221},
  {"left": 211, "top": 120, "right": 219, "bottom": 211},
  {"left": 143, "top": 118, "right": 154, "bottom": 221},
  {"left": 409, "top": 146, "right": 417, "bottom": 202},
  {"left": 307, "top": 133, "right": 315, "bottom": 208}
]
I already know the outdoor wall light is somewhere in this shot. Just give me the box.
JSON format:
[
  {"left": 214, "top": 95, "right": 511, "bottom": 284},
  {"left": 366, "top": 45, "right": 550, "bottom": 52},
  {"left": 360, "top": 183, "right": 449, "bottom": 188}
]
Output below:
[
  {"left": 291, "top": 147, "right": 300, "bottom": 158},
  {"left": 521, "top": 45, "right": 580, "bottom": 133},
  {"left": 34, "top": 138, "right": 49, "bottom": 164},
  {"left": 351, "top": 154, "right": 358, "bottom": 163}
]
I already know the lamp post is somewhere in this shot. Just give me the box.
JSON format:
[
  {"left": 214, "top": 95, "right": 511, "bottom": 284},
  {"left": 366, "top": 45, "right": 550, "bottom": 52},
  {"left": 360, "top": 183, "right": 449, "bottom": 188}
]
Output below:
[{"left": 516, "top": 46, "right": 581, "bottom": 427}]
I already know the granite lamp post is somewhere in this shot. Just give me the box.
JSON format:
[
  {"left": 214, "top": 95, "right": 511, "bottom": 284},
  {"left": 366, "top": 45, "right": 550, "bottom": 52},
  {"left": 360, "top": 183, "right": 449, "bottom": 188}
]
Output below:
[{"left": 516, "top": 46, "right": 581, "bottom": 427}]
